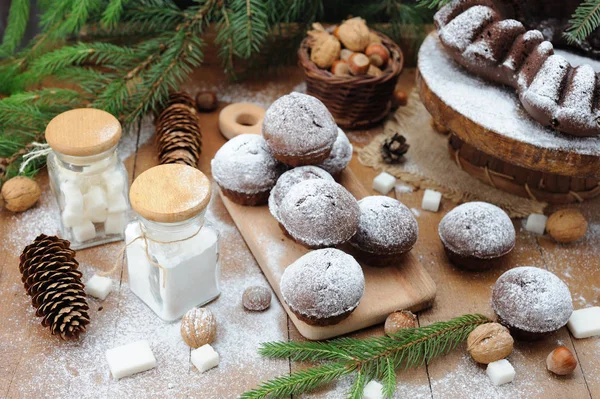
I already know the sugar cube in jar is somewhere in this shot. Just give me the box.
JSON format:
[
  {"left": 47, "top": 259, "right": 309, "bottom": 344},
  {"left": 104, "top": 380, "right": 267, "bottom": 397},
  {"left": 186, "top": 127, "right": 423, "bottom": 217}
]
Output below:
[
  {"left": 45, "top": 109, "right": 130, "bottom": 249},
  {"left": 126, "top": 164, "right": 220, "bottom": 321}
]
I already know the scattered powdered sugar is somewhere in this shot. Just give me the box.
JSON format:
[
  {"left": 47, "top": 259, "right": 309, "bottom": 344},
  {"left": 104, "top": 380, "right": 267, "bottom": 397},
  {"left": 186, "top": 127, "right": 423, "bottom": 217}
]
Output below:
[
  {"left": 350, "top": 196, "right": 418, "bottom": 254},
  {"left": 419, "top": 34, "right": 600, "bottom": 155},
  {"left": 491, "top": 266, "right": 574, "bottom": 333},
  {"left": 279, "top": 179, "right": 360, "bottom": 248},
  {"left": 211, "top": 134, "right": 286, "bottom": 194},
  {"left": 395, "top": 183, "right": 414, "bottom": 194},
  {"left": 411, "top": 207, "right": 421, "bottom": 217},
  {"left": 262, "top": 92, "right": 337, "bottom": 156},
  {"left": 268, "top": 165, "right": 334, "bottom": 223},
  {"left": 315, "top": 127, "right": 353, "bottom": 176},
  {"left": 438, "top": 202, "right": 515, "bottom": 258},
  {"left": 280, "top": 248, "right": 365, "bottom": 319}
]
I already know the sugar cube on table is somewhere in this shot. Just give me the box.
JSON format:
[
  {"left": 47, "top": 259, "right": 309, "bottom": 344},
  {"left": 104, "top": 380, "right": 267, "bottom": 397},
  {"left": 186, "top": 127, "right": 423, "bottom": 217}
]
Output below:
[
  {"left": 421, "top": 189, "right": 442, "bottom": 212},
  {"left": 525, "top": 213, "right": 547, "bottom": 235},
  {"left": 86, "top": 274, "right": 113, "bottom": 300},
  {"left": 486, "top": 359, "right": 515, "bottom": 386},
  {"left": 363, "top": 380, "right": 384, "bottom": 399},
  {"left": 373, "top": 172, "right": 396, "bottom": 195},
  {"left": 108, "top": 193, "right": 128, "bottom": 213},
  {"left": 105, "top": 212, "right": 126, "bottom": 235},
  {"left": 191, "top": 344, "right": 220, "bottom": 373},
  {"left": 72, "top": 220, "right": 96, "bottom": 242},
  {"left": 567, "top": 307, "right": 600, "bottom": 339},
  {"left": 106, "top": 340, "right": 157, "bottom": 380}
]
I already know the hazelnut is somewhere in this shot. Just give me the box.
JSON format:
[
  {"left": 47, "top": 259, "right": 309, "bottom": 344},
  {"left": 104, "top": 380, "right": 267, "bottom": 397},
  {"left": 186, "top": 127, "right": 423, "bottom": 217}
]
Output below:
[
  {"left": 195, "top": 91, "right": 218, "bottom": 112},
  {"left": 1, "top": 176, "right": 41, "bottom": 212},
  {"left": 331, "top": 60, "right": 350, "bottom": 77},
  {"left": 334, "top": 17, "right": 370, "bottom": 52},
  {"left": 348, "top": 53, "right": 370, "bottom": 75},
  {"left": 392, "top": 89, "right": 408, "bottom": 107},
  {"left": 365, "top": 43, "right": 389, "bottom": 67},
  {"left": 368, "top": 32, "right": 382, "bottom": 45},
  {"left": 467, "top": 323, "right": 514, "bottom": 364},
  {"left": 308, "top": 30, "right": 341, "bottom": 69},
  {"left": 340, "top": 49, "right": 354, "bottom": 62},
  {"left": 367, "top": 64, "right": 383, "bottom": 77},
  {"left": 384, "top": 310, "right": 417, "bottom": 335},
  {"left": 180, "top": 307, "right": 217, "bottom": 349},
  {"left": 546, "top": 346, "right": 577, "bottom": 375},
  {"left": 546, "top": 209, "right": 587, "bottom": 243}
]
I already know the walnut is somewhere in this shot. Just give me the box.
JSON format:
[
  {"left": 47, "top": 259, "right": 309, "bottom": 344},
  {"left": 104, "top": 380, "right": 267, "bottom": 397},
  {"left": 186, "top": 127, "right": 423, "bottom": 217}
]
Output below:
[
  {"left": 308, "top": 29, "right": 341, "bottom": 69},
  {"left": 467, "top": 323, "right": 513, "bottom": 364},
  {"left": 546, "top": 209, "right": 587, "bottom": 243},
  {"left": 1, "top": 176, "right": 41, "bottom": 212},
  {"left": 180, "top": 307, "right": 217, "bottom": 349},
  {"left": 334, "top": 17, "right": 370, "bottom": 52}
]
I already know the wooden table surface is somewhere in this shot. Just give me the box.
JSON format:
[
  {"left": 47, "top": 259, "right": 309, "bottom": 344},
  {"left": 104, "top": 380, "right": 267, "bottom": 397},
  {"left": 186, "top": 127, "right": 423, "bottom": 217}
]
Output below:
[{"left": 0, "top": 66, "right": 599, "bottom": 399}]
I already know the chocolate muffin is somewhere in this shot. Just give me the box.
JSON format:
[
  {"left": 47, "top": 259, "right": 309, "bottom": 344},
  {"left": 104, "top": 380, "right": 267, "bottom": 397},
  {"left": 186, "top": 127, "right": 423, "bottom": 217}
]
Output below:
[
  {"left": 438, "top": 202, "right": 515, "bottom": 270},
  {"left": 315, "top": 127, "right": 353, "bottom": 179},
  {"left": 211, "top": 134, "right": 286, "bottom": 205},
  {"left": 349, "top": 196, "right": 418, "bottom": 267},
  {"left": 492, "top": 266, "right": 573, "bottom": 340},
  {"left": 262, "top": 93, "right": 337, "bottom": 166},
  {"left": 268, "top": 166, "right": 334, "bottom": 223},
  {"left": 279, "top": 179, "right": 359, "bottom": 249},
  {"left": 280, "top": 248, "right": 365, "bottom": 326}
]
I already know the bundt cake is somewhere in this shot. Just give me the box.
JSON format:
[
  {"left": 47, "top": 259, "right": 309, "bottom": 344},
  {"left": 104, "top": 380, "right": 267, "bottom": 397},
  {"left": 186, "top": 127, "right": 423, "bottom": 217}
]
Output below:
[{"left": 434, "top": 0, "right": 600, "bottom": 137}]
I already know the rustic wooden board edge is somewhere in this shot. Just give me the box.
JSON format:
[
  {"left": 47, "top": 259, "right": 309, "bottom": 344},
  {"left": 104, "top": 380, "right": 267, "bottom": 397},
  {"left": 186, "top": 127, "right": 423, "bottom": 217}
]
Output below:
[{"left": 417, "top": 33, "right": 600, "bottom": 178}]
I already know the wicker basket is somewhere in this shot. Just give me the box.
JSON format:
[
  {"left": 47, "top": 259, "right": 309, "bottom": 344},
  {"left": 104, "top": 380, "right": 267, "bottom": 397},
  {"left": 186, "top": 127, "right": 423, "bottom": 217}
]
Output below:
[
  {"left": 448, "top": 133, "right": 600, "bottom": 204},
  {"left": 298, "top": 31, "right": 404, "bottom": 129}
]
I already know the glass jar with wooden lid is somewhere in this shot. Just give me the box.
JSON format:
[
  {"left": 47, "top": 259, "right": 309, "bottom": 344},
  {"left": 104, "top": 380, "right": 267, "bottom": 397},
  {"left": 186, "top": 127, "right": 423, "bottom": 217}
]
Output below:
[
  {"left": 45, "top": 108, "right": 129, "bottom": 249},
  {"left": 126, "top": 164, "right": 220, "bottom": 321}
]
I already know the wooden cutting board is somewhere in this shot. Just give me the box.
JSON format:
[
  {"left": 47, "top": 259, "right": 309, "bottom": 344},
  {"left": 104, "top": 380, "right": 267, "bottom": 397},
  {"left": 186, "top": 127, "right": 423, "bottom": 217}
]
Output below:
[{"left": 220, "top": 168, "right": 437, "bottom": 340}]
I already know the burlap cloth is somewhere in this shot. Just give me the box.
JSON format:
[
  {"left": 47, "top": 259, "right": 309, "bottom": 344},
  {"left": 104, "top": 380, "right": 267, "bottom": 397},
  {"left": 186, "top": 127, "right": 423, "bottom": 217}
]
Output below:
[{"left": 357, "top": 90, "right": 546, "bottom": 218}]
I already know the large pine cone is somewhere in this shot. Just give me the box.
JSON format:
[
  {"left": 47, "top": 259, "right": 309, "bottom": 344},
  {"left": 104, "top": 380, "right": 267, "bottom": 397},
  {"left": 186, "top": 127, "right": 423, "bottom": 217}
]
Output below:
[
  {"left": 19, "top": 234, "right": 90, "bottom": 340},
  {"left": 155, "top": 91, "right": 202, "bottom": 168}
]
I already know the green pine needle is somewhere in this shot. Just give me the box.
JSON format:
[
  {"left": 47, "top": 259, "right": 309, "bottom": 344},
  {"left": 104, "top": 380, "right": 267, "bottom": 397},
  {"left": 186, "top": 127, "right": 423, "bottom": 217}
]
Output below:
[
  {"left": 417, "top": 0, "right": 452, "bottom": 9},
  {"left": 102, "top": 0, "right": 129, "bottom": 29},
  {"left": 0, "top": 0, "right": 30, "bottom": 55},
  {"left": 564, "top": 0, "right": 600, "bottom": 44},
  {"left": 244, "top": 314, "right": 492, "bottom": 399}
]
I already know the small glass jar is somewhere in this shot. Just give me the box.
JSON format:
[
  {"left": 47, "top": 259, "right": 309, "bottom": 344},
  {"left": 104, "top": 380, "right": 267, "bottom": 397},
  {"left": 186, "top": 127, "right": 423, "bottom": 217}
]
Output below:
[
  {"left": 126, "top": 164, "right": 220, "bottom": 321},
  {"left": 45, "top": 109, "right": 129, "bottom": 250}
]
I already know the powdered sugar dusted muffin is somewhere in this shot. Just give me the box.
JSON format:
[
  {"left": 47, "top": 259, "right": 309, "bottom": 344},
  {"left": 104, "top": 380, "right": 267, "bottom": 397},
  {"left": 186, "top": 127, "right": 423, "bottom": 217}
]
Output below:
[
  {"left": 211, "top": 134, "right": 286, "bottom": 205},
  {"left": 492, "top": 266, "right": 573, "bottom": 340},
  {"left": 350, "top": 196, "right": 418, "bottom": 267},
  {"left": 268, "top": 166, "right": 334, "bottom": 223},
  {"left": 262, "top": 93, "right": 337, "bottom": 166},
  {"left": 280, "top": 248, "right": 365, "bottom": 326},
  {"left": 316, "top": 127, "right": 353, "bottom": 178},
  {"left": 279, "top": 179, "right": 359, "bottom": 249},
  {"left": 438, "top": 202, "right": 515, "bottom": 270}
]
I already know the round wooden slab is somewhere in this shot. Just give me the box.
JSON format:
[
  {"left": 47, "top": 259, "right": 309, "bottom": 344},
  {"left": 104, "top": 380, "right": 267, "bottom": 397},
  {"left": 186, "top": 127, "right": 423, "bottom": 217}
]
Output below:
[{"left": 417, "top": 33, "right": 600, "bottom": 178}]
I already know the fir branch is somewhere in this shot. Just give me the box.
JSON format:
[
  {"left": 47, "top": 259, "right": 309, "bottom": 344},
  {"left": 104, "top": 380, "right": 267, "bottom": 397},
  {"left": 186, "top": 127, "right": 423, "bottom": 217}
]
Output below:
[
  {"left": 102, "top": 0, "right": 129, "bottom": 29},
  {"left": 59, "top": 0, "right": 104, "bottom": 37},
  {"left": 228, "top": 0, "right": 270, "bottom": 58},
  {"left": 417, "top": 0, "right": 452, "bottom": 9},
  {"left": 0, "top": 0, "right": 30, "bottom": 55},
  {"left": 564, "top": 0, "right": 600, "bottom": 44},
  {"left": 244, "top": 314, "right": 492, "bottom": 399}
]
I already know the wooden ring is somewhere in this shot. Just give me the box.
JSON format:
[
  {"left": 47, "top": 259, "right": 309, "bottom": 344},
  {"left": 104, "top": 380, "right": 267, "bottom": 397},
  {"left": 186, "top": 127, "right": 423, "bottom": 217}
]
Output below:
[{"left": 218, "top": 102, "right": 265, "bottom": 140}]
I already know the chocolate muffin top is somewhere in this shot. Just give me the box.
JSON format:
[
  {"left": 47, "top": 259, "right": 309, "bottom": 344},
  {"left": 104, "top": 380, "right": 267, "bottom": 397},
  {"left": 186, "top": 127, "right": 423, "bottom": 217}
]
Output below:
[
  {"left": 492, "top": 266, "right": 573, "bottom": 333},
  {"left": 438, "top": 202, "right": 515, "bottom": 259},
  {"left": 268, "top": 166, "right": 334, "bottom": 223},
  {"left": 280, "top": 248, "right": 365, "bottom": 320},
  {"left": 279, "top": 179, "right": 359, "bottom": 248},
  {"left": 262, "top": 93, "right": 337, "bottom": 157},
  {"left": 211, "top": 134, "right": 286, "bottom": 194},
  {"left": 350, "top": 196, "right": 418, "bottom": 255},
  {"left": 316, "top": 127, "right": 353, "bottom": 176}
]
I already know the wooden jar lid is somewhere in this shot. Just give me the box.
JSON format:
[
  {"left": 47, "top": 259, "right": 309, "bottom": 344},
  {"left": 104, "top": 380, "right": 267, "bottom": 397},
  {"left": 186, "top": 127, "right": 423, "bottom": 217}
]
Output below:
[
  {"left": 45, "top": 108, "right": 122, "bottom": 157},
  {"left": 129, "top": 164, "right": 212, "bottom": 223}
]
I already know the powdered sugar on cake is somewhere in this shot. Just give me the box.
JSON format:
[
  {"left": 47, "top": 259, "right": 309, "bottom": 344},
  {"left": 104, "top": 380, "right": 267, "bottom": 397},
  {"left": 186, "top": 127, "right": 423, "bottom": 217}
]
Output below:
[
  {"left": 211, "top": 134, "right": 286, "bottom": 194},
  {"left": 280, "top": 248, "right": 364, "bottom": 319},
  {"left": 316, "top": 127, "right": 353, "bottom": 176},
  {"left": 438, "top": 202, "right": 515, "bottom": 258},
  {"left": 492, "top": 266, "right": 573, "bottom": 333}
]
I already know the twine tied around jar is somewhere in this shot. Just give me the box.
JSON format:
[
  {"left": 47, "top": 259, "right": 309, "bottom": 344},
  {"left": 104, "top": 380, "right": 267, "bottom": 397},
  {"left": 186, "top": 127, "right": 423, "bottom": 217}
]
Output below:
[{"left": 100, "top": 221, "right": 203, "bottom": 287}]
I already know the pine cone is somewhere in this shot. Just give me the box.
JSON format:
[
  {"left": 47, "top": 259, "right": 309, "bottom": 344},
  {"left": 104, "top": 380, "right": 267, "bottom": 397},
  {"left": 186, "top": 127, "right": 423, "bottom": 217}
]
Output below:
[
  {"left": 155, "top": 91, "right": 202, "bottom": 168},
  {"left": 19, "top": 234, "right": 90, "bottom": 340},
  {"left": 381, "top": 133, "right": 409, "bottom": 164}
]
